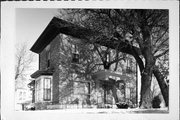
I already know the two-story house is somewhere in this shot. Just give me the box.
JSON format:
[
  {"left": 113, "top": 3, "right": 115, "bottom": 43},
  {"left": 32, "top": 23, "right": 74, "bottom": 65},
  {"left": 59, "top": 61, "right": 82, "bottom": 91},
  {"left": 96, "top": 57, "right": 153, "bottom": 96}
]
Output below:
[{"left": 28, "top": 17, "right": 139, "bottom": 110}]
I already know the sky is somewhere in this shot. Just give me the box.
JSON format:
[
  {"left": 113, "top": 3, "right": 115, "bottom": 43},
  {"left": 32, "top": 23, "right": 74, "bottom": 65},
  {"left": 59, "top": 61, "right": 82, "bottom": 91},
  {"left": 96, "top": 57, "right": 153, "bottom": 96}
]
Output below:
[
  {"left": 16, "top": 8, "right": 59, "bottom": 75},
  {"left": 16, "top": 8, "right": 59, "bottom": 49}
]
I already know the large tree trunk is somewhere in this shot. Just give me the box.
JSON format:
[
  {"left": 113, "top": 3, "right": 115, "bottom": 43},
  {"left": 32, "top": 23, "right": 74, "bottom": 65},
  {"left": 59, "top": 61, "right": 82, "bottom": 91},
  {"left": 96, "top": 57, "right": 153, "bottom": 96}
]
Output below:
[
  {"left": 138, "top": 24, "right": 155, "bottom": 108},
  {"left": 153, "top": 66, "right": 169, "bottom": 107},
  {"left": 140, "top": 69, "right": 153, "bottom": 108}
]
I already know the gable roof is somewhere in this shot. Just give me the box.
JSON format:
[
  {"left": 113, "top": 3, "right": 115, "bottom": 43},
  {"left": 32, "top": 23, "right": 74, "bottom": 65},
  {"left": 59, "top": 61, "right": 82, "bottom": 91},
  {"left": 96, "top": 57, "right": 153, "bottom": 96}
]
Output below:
[
  {"left": 31, "top": 69, "right": 54, "bottom": 78},
  {"left": 30, "top": 17, "right": 61, "bottom": 53},
  {"left": 30, "top": 17, "right": 141, "bottom": 55},
  {"left": 30, "top": 17, "right": 95, "bottom": 54}
]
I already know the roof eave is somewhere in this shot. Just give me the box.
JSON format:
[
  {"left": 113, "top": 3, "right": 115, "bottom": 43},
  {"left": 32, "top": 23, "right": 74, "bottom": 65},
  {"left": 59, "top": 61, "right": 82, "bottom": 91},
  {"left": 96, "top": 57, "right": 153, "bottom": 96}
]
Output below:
[
  {"left": 31, "top": 70, "right": 54, "bottom": 78},
  {"left": 30, "top": 17, "right": 60, "bottom": 54}
]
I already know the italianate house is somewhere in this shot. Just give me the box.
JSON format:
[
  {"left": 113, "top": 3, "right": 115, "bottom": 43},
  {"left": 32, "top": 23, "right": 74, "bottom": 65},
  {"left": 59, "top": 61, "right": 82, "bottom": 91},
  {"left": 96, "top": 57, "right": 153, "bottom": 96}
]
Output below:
[{"left": 28, "top": 17, "right": 138, "bottom": 110}]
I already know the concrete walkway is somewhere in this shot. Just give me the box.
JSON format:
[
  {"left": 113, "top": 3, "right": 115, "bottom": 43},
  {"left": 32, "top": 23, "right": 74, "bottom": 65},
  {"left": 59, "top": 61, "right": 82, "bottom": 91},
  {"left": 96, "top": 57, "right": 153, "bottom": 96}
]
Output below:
[{"left": 32, "top": 108, "right": 169, "bottom": 114}]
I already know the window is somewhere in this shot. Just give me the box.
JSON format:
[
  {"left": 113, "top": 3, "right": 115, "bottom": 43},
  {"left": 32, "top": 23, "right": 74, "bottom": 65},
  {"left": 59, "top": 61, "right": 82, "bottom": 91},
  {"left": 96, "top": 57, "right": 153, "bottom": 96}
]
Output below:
[
  {"left": 47, "top": 51, "right": 51, "bottom": 68},
  {"left": 35, "top": 79, "right": 41, "bottom": 102},
  {"left": 19, "top": 91, "right": 22, "bottom": 100},
  {"left": 72, "top": 53, "right": 79, "bottom": 63},
  {"left": 43, "top": 78, "right": 51, "bottom": 101},
  {"left": 72, "top": 44, "right": 79, "bottom": 63},
  {"left": 35, "top": 77, "right": 52, "bottom": 102}
]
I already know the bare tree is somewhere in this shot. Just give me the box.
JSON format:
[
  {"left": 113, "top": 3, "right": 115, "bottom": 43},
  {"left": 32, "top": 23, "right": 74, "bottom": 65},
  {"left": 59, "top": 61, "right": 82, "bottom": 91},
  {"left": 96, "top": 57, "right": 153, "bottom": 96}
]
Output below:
[{"left": 15, "top": 43, "right": 35, "bottom": 88}]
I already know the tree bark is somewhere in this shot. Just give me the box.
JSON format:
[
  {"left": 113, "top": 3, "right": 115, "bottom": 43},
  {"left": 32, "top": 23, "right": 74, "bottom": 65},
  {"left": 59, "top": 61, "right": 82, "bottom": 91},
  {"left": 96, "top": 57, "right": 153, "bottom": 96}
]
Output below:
[
  {"left": 153, "top": 66, "right": 169, "bottom": 106},
  {"left": 139, "top": 49, "right": 154, "bottom": 108},
  {"left": 131, "top": 47, "right": 154, "bottom": 108},
  {"left": 138, "top": 23, "right": 155, "bottom": 108},
  {"left": 140, "top": 70, "right": 153, "bottom": 108}
]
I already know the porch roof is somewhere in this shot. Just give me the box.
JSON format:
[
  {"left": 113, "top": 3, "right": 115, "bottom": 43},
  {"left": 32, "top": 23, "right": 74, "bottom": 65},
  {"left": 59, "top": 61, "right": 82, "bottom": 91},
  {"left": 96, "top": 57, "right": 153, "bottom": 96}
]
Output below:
[
  {"left": 92, "top": 70, "right": 130, "bottom": 81},
  {"left": 31, "top": 69, "right": 53, "bottom": 78}
]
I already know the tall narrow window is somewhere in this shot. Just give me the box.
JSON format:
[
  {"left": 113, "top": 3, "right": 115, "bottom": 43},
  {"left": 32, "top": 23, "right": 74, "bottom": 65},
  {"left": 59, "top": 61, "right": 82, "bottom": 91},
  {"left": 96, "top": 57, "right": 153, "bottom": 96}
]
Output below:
[
  {"left": 47, "top": 51, "right": 50, "bottom": 68},
  {"left": 43, "top": 78, "right": 51, "bottom": 101},
  {"left": 35, "top": 80, "right": 41, "bottom": 102},
  {"left": 126, "top": 59, "right": 133, "bottom": 74},
  {"left": 72, "top": 44, "right": 79, "bottom": 63}
]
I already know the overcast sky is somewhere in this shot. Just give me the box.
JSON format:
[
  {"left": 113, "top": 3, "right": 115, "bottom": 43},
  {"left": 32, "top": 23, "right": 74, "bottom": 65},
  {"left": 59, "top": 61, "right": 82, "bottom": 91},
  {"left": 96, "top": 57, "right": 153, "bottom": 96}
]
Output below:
[{"left": 16, "top": 8, "right": 59, "bottom": 49}]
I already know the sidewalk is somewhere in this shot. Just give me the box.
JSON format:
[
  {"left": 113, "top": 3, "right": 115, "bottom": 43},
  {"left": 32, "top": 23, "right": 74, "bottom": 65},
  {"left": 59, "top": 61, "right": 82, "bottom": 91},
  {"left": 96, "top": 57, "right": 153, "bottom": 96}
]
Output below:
[{"left": 32, "top": 108, "right": 169, "bottom": 114}]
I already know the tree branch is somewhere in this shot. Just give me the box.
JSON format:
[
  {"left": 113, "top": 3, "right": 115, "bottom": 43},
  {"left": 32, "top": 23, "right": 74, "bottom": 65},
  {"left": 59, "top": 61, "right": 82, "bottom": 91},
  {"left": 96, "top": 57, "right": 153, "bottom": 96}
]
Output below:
[
  {"left": 93, "top": 44, "right": 105, "bottom": 63},
  {"left": 153, "top": 37, "right": 169, "bottom": 55},
  {"left": 54, "top": 17, "right": 142, "bottom": 56},
  {"left": 109, "top": 57, "right": 125, "bottom": 65},
  {"left": 155, "top": 49, "right": 169, "bottom": 59},
  {"left": 154, "top": 27, "right": 168, "bottom": 45}
]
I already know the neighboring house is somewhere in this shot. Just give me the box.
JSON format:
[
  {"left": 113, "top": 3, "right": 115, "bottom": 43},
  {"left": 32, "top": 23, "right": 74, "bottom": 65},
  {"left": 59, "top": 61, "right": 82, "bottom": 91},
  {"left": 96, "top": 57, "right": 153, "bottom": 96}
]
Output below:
[
  {"left": 15, "top": 78, "right": 32, "bottom": 110},
  {"left": 29, "top": 17, "right": 138, "bottom": 110},
  {"left": 28, "top": 80, "right": 35, "bottom": 103}
]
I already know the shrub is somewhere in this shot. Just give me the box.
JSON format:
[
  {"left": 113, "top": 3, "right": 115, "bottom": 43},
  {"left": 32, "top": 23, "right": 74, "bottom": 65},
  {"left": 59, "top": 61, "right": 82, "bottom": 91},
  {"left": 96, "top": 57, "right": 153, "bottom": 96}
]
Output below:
[
  {"left": 152, "top": 96, "right": 161, "bottom": 108},
  {"left": 116, "top": 102, "right": 129, "bottom": 109}
]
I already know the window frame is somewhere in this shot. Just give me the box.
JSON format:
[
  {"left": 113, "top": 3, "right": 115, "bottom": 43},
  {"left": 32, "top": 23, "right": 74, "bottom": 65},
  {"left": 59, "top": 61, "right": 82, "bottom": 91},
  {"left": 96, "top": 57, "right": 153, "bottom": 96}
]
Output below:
[
  {"left": 35, "top": 78, "right": 41, "bottom": 102},
  {"left": 46, "top": 51, "right": 51, "bottom": 68},
  {"left": 43, "top": 77, "right": 51, "bottom": 101}
]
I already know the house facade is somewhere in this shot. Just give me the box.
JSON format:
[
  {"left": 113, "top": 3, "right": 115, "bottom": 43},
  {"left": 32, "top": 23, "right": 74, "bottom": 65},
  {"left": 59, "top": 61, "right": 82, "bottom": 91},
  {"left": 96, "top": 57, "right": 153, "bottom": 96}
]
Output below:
[
  {"left": 29, "top": 17, "right": 138, "bottom": 110},
  {"left": 31, "top": 35, "right": 60, "bottom": 104},
  {"left": 29, "top": 17, "right": 91, "bottom": 109}
]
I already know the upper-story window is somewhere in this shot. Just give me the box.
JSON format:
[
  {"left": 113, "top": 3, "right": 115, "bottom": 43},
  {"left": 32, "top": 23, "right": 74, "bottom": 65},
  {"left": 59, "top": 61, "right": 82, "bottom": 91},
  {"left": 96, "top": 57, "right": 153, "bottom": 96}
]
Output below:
[
  {"left": 72, "top": 44, "right": 79, "bottom": 63},
  {"left": 19, "top": 92, "right": 26, "bottom": 101},
  {"left": 126, "top": 58, "right": 133, "bottom": 74},
  {"left": 47, "top": 51, "right": 50, "bottom": 68},
  {"left": 45, "top": 45, "right": 51, "bottom": 68}
]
